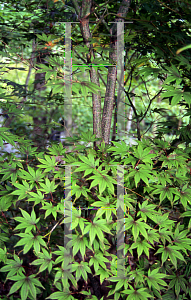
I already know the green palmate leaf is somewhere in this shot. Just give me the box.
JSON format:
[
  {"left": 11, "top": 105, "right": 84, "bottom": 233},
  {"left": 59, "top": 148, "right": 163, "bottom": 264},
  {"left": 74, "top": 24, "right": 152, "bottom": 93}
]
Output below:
[
  {"left": 114, "top": 276, "right": 129, "bottom": 293},
  {"left": 174, "top": 186, "right": 191, "bottom": 210},
  {"left": 46, "top": 290, "right": 76, "bottom": 300},
  {"left": 41, "top": 202, "right": 58, "bottom": 220},
  {"left": 73, "top": 152, "right": 99, "bottom": 176},
  {"left": 138, "top": 66, "right": 160, "bottom": 78},
  {"left": 96, "top": 267, "right": 112, "bottom": 284},
  {"left": 52, "top": 83, "right": 65, "bottom": 94},
  {"left": 45, "top": 71, "right": 54, "bottom": 81},
  {"left": 0, "top": 196, "right": 12, "bottom": 212},
  {"left": 36, "top": 64, "right": 51, "bottom": 72},
  {"left": 71, "top": 82, "right": 81, "bottom": 94},
  {"left": 36, "top": 33, "right": 49, "bottom": 41},
  {"left": 80, "top": 131, "right": 98, "bottom": 143},
  {"left": 15, "top": 232, "right": 47, "bottom": 255},
  {"left": 37, "top": 155, "right": 57, "bottom": 172},
  {"left": 74, "top": 161, "right": 99, "bottom": 176},
  {"left": 14, "top": 208, "right": 40, "bottom": 233},
  {"left": 72, "top": 261, "right": 91, "bottom": 282},
  {"left": 83, "top": 218, "right": 113, "bottom": 245},
  {"left": 130, "top": 238, "right": 153, "bottom": 258},
  {"left": 94, "top": 197, "right": 116, "bottom": 222},
  {"left": 14, "top": 233, "right": 34, "bottom": 254},
  {"left": 128, "top": 269, "right": 145, "bottom": 286},
  {"left": 163, "top": 75, "right": 176, "bottom": 85},
  {"left": 161, "top": 88, "right": 177, "bottom": 98},
  {"left": 20, "top": 282, "right": 29, "bottom": 300},
  {"left": 80, "top": 84, "right": 88, "bottom": 101},
  {"left": 158, "top": 228, "right": 173, "bottom": 245},
  {"left": 155, "top": 245, "right": 185, "bottom": 269},
  {"left": 0, "top": 232, "right": 9, "bottom": 243},
  {"left": 27, "top": 190, "right": 45, "bottom": 205},
  {"left": 0, "top": 161, "right": 21, "bottom": 183},
  {"left": 134, "top": 144, "right": 156, "bottom": 163},
  {"left": 137, "top": 201, "right": 159, "bottom": 222},
  {"left": 123, "top": 153, "right": 137, "bottom": 168},
  {"left": 181, "top": 210, "right": 191, "bottom": 218},
  {"left": 30, "top": 248, "right": 53, "bottom": 273},
  {"left": 39, "top": 177, "right": 58, "bottom": 193},
  {"left": 107, "top": 289, "right": 121, "bottom": 300},
  {"left": 7, "top": 274, "right": 44, "bottom": 300},
  {"left": 89, "top": 251, "right": 110, "bottom": 273},
  {"left": 162, "top": 87, "right": 183, "bottom": 105},
  {"left": 147, "top": 230, "right": 160, "bottom": 245},
  {"left": 152, "top": 185, "right": 177, "bottom": 205},
  {"left": 72, "top": 183, "right": 88, "bottom": 199},
  {"left": 162, "top": 65, "right": 182, "bottom": 86},
  {"left": 88, "top": 170, "right": 116, "bottom": 194},
  {"left": 170, "top": 64, "right": 181, "bottom": 76},
  {"left": 80, "top": 290, "right": 104, "bottom": 299},
  {"left": 84, "top": 81, "right": 104, "bottom": 94},
  {"left": 47, "top": 142, "right": 66, "bottom": 156},
  {"left": 183, "top": 91, "right": 191, "bottom": 105},
  {"left": 0, "top": 247, "right": 7, "bottom": 263},
  {"left": 107, "top": 140, "right": 129, "bottom": 159},
  {"left": 0, "top": 254, "right": 24, "bottom": 278},
  {"left": 168, "top": 272, "right": 187, "bottom": 297},
  {"left": 34, "top": 235, "right": 47, "bottom": 254},
  {"left": 127, "top": 164, "right": 153, "bottom": 188},
  {"left": 61, "top": 206, "right": 87, "bottom": 233},
  {"left": 125, "top": 215, "right": 151, "bottom": 242},
  {"left": 146, "top": 268, "right": 167, "bottom": 291},
  {"left": 171, "top": 92, "right": 182, "bottom": 105},
  {"left": 8, "top": 280, "right": 24, "bottom": 297},
  {"left": 53, "top": 263, "right": 77, "bottom": 289},
  {"left": 68, "top": 233, "right": 89, "bottom": 260},
  {"left": 0, "top": 128, "right": 18, "bottom": 147},
  {"left": 172, "top": 223, "right": 191, "bottom": 253},
  {"left": 122, "top": 286, "right": 154, "bottom": 299},
  {"left": 18, "top": 166, "right": 45, "bottom": 183},
  {"left": 11, "top": 180, "right": 33, "bottom": 200},
  {"left": 53, "top": 245, "right": 73, "bottom": 266},
  {"left": 150, "top": 212, "right": 174, "bottom": 229}
]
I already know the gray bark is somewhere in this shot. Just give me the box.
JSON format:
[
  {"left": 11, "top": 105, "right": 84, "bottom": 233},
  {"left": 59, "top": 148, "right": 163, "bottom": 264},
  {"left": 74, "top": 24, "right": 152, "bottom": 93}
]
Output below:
[
  {"left": 101, "top": 0, "right": 131, "bottom": 145},
  {"left": 72, "top": 0, "right": 131, "bottom": 146}
]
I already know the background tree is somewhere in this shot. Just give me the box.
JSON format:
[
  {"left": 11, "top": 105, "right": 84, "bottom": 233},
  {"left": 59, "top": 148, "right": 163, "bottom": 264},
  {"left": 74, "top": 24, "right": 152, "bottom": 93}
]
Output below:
[
  {"left": 1, "top": 1, "right": 191, "bottom": 299},
  {"left": 1, "top": 0, "right": 191, "bottom": 150}
]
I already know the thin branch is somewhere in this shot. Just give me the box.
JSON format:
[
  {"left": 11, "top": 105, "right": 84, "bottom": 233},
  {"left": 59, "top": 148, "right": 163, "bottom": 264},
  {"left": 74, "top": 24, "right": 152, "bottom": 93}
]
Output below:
[
  {"left": 91, "top": 5, "right": 110, "bottom": 35},
  {"left": 97, "top": 70, "right": 107, "bottom": 87},
  {"left": 140, "top": 88, "right": 163, "bottom": 123},
  {"left": 22, "top": 39, "right": 36, "bottom": 102}
]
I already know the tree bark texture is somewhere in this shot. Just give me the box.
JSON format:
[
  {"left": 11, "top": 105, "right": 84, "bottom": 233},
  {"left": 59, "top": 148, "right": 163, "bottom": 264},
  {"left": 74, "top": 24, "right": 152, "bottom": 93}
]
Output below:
[
  {"left": 78, "top": 0, "right": 102, "bottom": 143},
  {"left": 102, "top": 0, "right": 131, "bottom": 145},
  {"left": 33, "top": 49, "right": 48, "bottom": 150},
  {"left": 73, "top": 0, "right": 131, "bottom": 145}
]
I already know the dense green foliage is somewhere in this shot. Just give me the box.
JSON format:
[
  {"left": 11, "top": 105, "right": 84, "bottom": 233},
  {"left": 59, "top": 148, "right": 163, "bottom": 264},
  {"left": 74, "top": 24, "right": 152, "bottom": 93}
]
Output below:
[
  {"left": 1, "top": 0, "right": 191, "bottom": 299},
  {"left": 1, "top": 133, "right": 191, "bottom": 300}
]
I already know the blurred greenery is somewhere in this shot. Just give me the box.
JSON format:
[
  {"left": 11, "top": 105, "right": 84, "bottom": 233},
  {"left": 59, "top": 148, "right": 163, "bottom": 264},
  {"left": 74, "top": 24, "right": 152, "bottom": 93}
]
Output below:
[{"left": 0, "top": 0, "right": 191, "bottom": 299}]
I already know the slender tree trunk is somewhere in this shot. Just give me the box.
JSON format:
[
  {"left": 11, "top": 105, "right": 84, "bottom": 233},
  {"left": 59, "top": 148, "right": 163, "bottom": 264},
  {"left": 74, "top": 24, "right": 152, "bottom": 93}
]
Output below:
[
  {"left": 111, "top": 96, "right": 117, "bottom": 141},
  {"left": 101, "top": 0, "right": 131, "bottom": 145},
  {"left": 72, "top": 0, "right": 131, "bottom": 146},
  {"left": 77, "top": 0, "right": 102, "bottom": 145},
  {"left": 32, "top": 46, "right": 48, "bottom": 150}
]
